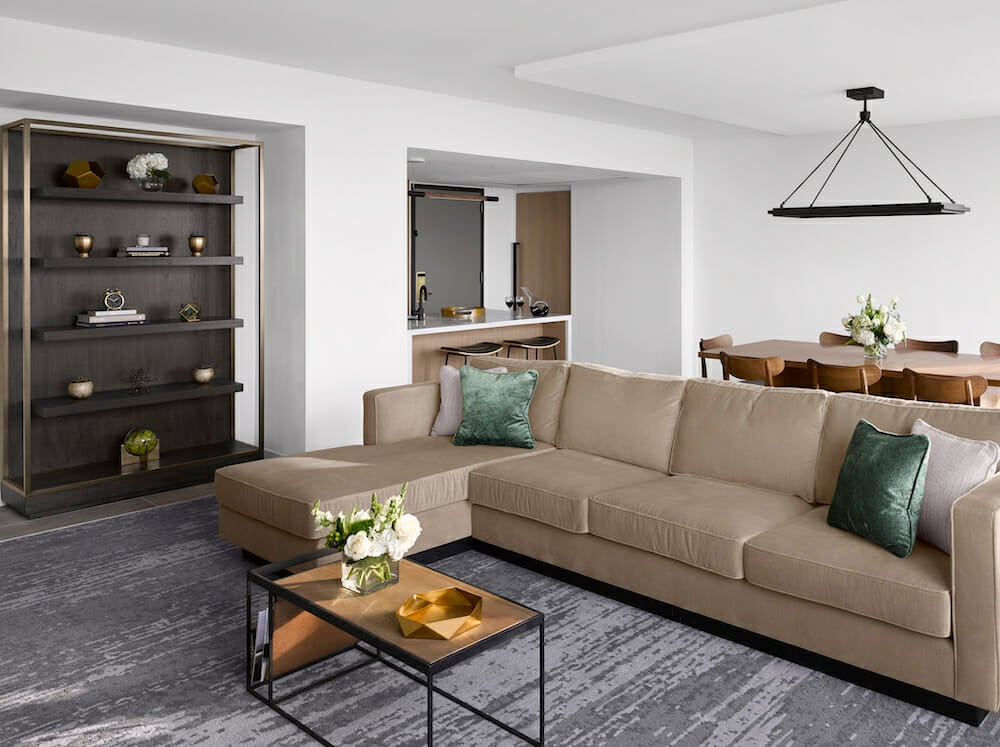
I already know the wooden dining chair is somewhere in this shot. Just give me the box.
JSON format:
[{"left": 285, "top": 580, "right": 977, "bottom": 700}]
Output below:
[
  {"left": 819, "top": 331, "right": 852, "bottom": 346},
  {"left": 903, "top": 368, "right": 987, "bottom": 406},
  {"left": 720, "top": 351, "right": 784, "bottom": 387},
  {"left": 979, "top": 342, "right": 1000, "bottom": 407},
  {"left": 903, "top": 338, "right": 959, "bottom": 353},
  {"left": 699, "top": 333, "right": 733, "bottom": 378},
  {"left": 807, "top": 359, "right": 882, "bottom": 394}
]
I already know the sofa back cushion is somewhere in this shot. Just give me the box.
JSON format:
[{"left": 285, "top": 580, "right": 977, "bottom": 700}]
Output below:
[
  {"left": 470, "top": 356, "right": 569, "bottom": 444},
  {"left": 815, "top": 394, "right": 1000, "bottom": 504},
  {"left": 556, "top": 363, "right": 686, "bottom": 473},
  {"left": 670, "top": 379, "right": 829, "bottom": 502}
]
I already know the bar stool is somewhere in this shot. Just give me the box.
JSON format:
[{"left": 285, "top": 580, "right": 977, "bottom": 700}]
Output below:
[
  {"left": 440, "top": 342, "right": 503, "bottom": 366},
  {"left": 504, "top": 336, "right": 560, "bottom": 360}
]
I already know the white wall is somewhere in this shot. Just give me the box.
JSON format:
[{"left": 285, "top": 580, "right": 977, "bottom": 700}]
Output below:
[
  {"left": 572, "top": 178, "right": 683, "bottom": 374},
  {"left": 0, "top": 17, "right": 693, "bottom": 453},
  {"left": 693, "top": 117, "right": 1000, "bottom": 370},
  {"left": 483, "top": 188, "right": 515, "bottom": 309}
]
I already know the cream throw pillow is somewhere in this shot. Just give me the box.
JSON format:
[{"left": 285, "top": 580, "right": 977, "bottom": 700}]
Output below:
[
  {"left": 431, "top": 365, "right": 506, "bottom": 436},
  {"left": 912, "top": 418, "right": 1000, "bottom": 554}
]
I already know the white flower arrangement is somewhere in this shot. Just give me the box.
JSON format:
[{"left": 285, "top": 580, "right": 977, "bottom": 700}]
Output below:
[
  {"left": 311, "top": 483, "right": 421, "bottom": 592},
  {"left": 842, "top": 293, "right": 906, "bottom": 358},
  {"left": 126, "top": 152, "right": 170, "bottom": 181}
]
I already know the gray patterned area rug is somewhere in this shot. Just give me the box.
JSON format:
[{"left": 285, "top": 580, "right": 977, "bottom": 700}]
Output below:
[{"left": 2, "top": 496, "right": 999, "bottom": 746}]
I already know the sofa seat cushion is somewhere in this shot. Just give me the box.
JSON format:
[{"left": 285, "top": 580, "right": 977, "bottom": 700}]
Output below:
[
  {"left": 589, "top": 475, "right": 814, "bottom": 579},
  {"left": 744, "top": 507, "right": 952, "bottom": 638},
  {"left": 216, "top": 437, "right": 552, "bottom": 540},
  {"left": 468, "top": 449, "right": 665, "bottom": 533}
]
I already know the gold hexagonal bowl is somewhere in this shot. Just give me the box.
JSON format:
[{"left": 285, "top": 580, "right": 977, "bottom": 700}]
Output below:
[
  {"left": 396, "top": 587, "right": 483, "bottom": 640},
  {"left": 62, "top": 160, "right": 105, "bottom": 189},
  {"left": 192, "top": 173, "right": 220, "bottom": 194}
]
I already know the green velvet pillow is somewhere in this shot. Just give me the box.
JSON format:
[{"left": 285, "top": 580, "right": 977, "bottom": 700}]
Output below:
[
  {"left": 827, "top": 419, "right": 930, "bottom": 558},
  {"left": 453, "top": 365, "right": 538, "bottom": 449}
]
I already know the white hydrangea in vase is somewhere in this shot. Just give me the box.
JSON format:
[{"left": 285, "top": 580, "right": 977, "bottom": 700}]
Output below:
[
  {"left": 311, "top": 483, "right": 421, "bottom": 595},
  {"left": 842, "top": 293, "right": 906, "bottom": 359},
  {"left": 126, "top": 152, "right": 170, "bottom": 191}
]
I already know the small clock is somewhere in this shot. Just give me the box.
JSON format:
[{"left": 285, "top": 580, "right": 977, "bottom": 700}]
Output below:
[{"left": 104, "top": 288, "right": 126, "bottom": 311}]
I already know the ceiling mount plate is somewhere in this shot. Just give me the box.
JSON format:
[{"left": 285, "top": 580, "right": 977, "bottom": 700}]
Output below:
[{"left": 846, "top": 86, "right": 884, "bottom": 101}]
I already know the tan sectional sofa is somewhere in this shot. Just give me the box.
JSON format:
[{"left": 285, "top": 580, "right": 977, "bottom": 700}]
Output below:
[{"left": 216, "top": 356, "right": 1000, "bottom": 722}]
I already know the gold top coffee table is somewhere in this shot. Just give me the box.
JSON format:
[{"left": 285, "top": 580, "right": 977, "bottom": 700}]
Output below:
[{"left": 247, "top": 549, "right": 544, "bottom": 746}]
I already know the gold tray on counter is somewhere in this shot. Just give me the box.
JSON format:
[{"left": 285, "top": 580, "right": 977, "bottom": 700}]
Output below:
[{"left": 440, "top": 306, "right": 486, "bottom": 322}]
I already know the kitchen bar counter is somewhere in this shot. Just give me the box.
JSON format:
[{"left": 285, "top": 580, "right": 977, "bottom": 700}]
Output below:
[{"left": 408, "top": 309, "right": 571, "bottom": 382}]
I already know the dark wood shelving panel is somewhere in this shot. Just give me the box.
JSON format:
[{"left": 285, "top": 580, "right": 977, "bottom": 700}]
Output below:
[
  {"left": 25, "top": 439, "right": 259, "bottom": 503},
  {"left": 32, "top": 256, "right": 244, "bottom": 268},
  {"left": 33, "top": 317, "right": 244, "bottom": 342},
  {"left": 33, "top": 380, "right": 244, "bottom": 418},
  {"left": 31, "top": 186, "right": 243, "bottom": 205},
  {"left": 3, "top": 121, "right": 263, "bottom": 517}
]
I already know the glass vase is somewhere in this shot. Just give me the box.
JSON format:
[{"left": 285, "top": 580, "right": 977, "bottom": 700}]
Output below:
[
  {"left": 341, "top": 553, "right": 399, "bottom": 595},
  {"left": 140, "top": 176, "right": 166, "bottom": 192}
]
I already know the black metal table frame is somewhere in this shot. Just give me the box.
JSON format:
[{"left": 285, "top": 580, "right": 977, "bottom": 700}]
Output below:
[{"left": 246, "top": 547, "right": 545, "bottom": 746}]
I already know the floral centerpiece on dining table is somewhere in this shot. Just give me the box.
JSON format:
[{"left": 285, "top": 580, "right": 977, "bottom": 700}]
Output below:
[
  {"left": 842, "top": 293, "right": 906, "bottom": 359},
  {"left": 311, "top": 483, "right": 421, "bottom": 595}
]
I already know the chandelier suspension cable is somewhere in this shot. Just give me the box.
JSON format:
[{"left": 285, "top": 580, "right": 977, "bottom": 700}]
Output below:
[
  {"left": 865, "top": 119, "right": 957, "bottom": 203},
  {"left": 808, "top": 118, "right": 865, "bottom": 207},
  {"left": 777, "top": 119, "right": 864, "bottom": 208}
]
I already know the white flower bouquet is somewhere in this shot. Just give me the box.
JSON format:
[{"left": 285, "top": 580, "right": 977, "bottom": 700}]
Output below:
[
  {"left": 842, "top": 293, "right": 906, "bottom": 358},
  {"left": 311, "top": 483, "right": 421, "bottom": 594},
  {"left": 126, "top": 152, "right": 170, "bottom": 181}
]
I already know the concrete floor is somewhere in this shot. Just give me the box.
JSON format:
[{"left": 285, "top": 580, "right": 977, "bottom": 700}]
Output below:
[{"left": 0, "top": 483, "right": 214, "bottom": 541}]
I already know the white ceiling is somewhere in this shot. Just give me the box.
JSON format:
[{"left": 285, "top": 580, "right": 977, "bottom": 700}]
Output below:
[
  {"left": 0, "top": 0, "right": 994, "bottom": 136},
  {"left": 516, "top": 0, "right": 1000, "bottom": 134}
]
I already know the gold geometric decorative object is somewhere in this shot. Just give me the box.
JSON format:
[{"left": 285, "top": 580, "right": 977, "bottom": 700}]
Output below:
[
  {"left": 396, "top": 587, "right": 483, "bottom": 640},
  {"left": 62, "top": 160, "right": 105, "bottom": 189},
  {"left": 192, "top": 173, "right": 220, "bottom": 194},
  {"left": 178, "top": 302, "right": 201, "bottom": 322}
]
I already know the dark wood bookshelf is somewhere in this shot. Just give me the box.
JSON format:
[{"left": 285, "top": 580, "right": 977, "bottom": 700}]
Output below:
[
  {"left": 31, "top": 186, "right": 244, "bottom": 205},
  {"left": 2, "top": 121, "right": 263, "bottom": 518},
  {"left": 33, "top": 317, "right": 244, "bottom": 342},
  {"left": 33, "top": 380, "right": 244, "bottom": 418},
  {"left": 32, "top": 256, "right": 244, "bottom": 268}
]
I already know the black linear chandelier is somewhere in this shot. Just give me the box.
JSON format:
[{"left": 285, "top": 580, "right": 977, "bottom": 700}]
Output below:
[{"left": 769, "top": 87, "right": 969, "bottom": 218}]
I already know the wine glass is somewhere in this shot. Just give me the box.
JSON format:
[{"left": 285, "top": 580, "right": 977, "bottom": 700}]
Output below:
[
  {"left": 515, "top": 295, "right": 525, "bottom": 317},
  {"left": 505, "top": 295, "right": 515, "bottom": 314}
]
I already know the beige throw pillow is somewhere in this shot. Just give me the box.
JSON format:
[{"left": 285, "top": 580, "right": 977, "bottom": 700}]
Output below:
[
  {"left": 431, "top": 365, "right": 506, "bottom": 436},
  {"left": 912, "top": 418, "right": 1000, "bottom": 554}
]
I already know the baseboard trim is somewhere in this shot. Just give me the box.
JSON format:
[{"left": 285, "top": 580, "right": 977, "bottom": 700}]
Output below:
[{"left": 469, "top": 538, "right": 989, "bottom": 727}]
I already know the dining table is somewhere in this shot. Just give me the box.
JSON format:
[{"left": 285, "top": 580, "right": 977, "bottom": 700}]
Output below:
[{"left": 698, "top": 339, "right": 1000, "bottom": 392}]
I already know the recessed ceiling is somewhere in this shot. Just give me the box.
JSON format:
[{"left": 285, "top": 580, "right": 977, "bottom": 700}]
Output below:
[
  {"left": 0, "top": 0, "right": 838, "bottom": 137},
  {"left": 517, "top": 0, "right": 1000, "bottom": 134},
  {"left": 2, "top": 1, "right": 994, "bottom": 136},
  {"left": 407, "top": 149, "right": 650, "bottom": 188}
]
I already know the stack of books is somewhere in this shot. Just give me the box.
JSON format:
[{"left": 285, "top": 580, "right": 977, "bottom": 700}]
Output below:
[
  {"left": 76, "top": 309, "right": 147, "bottom": 327},
  {"left": 117, "top": 246, "right": 169, "bottom": 257}
]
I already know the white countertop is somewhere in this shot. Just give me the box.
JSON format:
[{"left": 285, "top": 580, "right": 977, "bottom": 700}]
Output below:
[{"left": 407, "top": 309, "right": 571, "bottom": 336}]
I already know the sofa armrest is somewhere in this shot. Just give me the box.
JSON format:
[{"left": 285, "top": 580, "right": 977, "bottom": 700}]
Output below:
[
  {"left": 952, "top": 473, "right": 1000, "bottom": 710},
  {"left": 363, "top": 382, "right": 440, "bottom": 445}
]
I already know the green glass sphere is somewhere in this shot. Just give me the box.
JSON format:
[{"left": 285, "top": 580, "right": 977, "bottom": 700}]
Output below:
[{"left": 124, "top": 427, "right": 158, "bottom": 456}]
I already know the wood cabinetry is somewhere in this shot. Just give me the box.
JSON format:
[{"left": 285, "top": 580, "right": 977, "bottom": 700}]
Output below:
[
  {"left": 1, "top": 120, "right": 263, "bottom": 517},
  {"left": 515, "top": 191, "right": 571, "bottom": 314}
]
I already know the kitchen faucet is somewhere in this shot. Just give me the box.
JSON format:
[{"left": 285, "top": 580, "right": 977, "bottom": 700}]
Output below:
[{"left": 416, "top": 284, "right": 428, "bottom": 321}]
